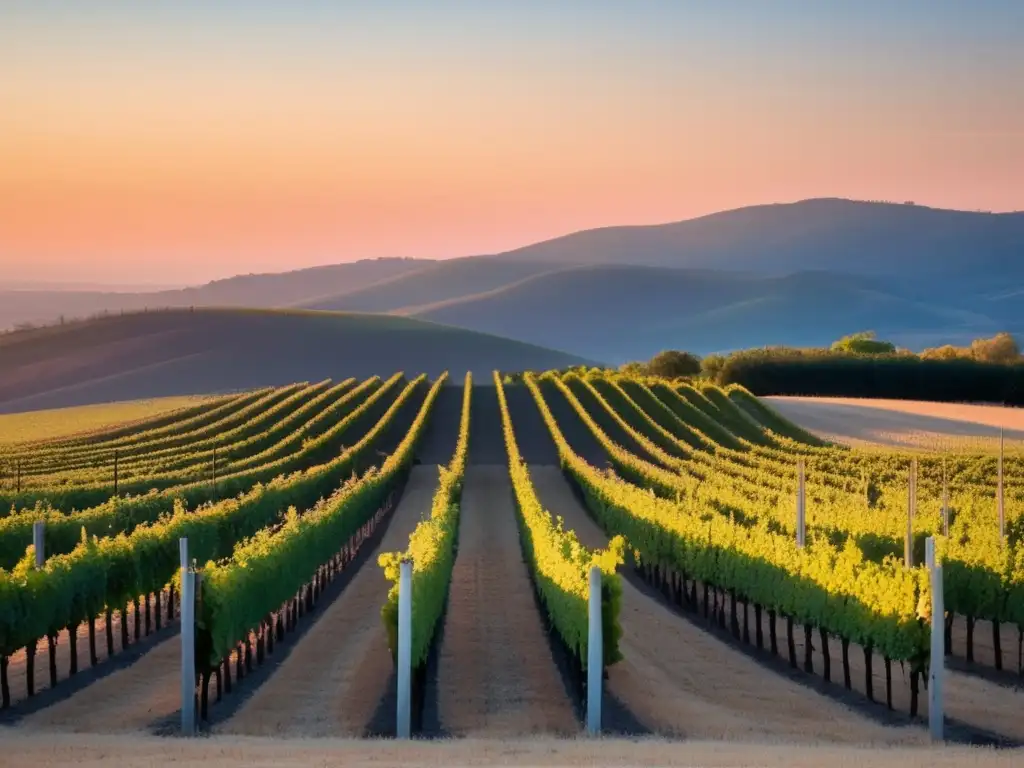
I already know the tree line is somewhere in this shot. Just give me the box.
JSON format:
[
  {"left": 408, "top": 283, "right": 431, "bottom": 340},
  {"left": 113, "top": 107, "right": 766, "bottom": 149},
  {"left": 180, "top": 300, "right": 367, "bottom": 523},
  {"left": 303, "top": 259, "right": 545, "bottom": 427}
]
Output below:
[{"left": 616, "top": 332, "right": 1024, "bottom": 404}]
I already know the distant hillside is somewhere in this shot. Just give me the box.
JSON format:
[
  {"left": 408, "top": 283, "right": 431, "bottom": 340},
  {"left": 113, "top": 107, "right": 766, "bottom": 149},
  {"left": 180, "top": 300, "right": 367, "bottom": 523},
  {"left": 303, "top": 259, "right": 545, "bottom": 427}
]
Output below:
[
  {"left": 0, "top": 308, "right": 589, "bottom": 412},
  {"left": 493, "top": 198, "right": 1024, "bottom": 285},
  {"left": 0, "top": 258, "right": 432, "bottom": 332},
  {"left": 299, "top": 257, "right": 561, "bottom": 314},
  {"left": 410, "top": 265, "right": 1004, "bottom": 362},
  {"left": 4, "top": 199, "right": 1022, "bottom": 362}
]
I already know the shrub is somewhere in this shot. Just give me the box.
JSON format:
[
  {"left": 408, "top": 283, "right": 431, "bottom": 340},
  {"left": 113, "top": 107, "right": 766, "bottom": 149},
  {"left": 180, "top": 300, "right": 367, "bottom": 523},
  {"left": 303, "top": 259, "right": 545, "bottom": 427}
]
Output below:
[
  {"left": 831, "top": 331, "right": 896, "bottom": 355},
  {"left": 647, "top": 350, "right": 701, "bottom": 378}
]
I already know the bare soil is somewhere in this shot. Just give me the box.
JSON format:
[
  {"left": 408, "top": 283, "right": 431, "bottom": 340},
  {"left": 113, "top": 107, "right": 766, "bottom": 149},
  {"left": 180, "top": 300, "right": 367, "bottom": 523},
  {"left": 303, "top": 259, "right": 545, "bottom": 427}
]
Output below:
[
  {"left": 1, "top": 731, "right": 1022, "bottom": 768},
  {"left": 765, "top": 397, "right": 1024, "bottom": 449},
  {"left": 434, "top": 464, "right": 579, "bottom": 737},
  {"left": 215, "top": 466, "right": 438, "bottom": 737},
  {"left": 529, "top": 466, "right": 928, "bottom": 745}
]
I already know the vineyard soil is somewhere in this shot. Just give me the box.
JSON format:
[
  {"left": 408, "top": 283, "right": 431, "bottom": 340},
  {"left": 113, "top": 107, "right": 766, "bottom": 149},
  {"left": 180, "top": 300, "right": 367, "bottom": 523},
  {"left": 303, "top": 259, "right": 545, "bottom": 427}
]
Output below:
[{"left": 433, "top": 464, "right": 578, "bottom": 737}]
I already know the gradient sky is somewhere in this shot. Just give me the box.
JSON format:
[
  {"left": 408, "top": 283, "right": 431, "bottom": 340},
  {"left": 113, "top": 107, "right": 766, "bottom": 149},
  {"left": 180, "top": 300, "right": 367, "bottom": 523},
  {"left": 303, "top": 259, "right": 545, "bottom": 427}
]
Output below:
[{"left": 2, "top": 1, "right": 1023, "bottom": 285}]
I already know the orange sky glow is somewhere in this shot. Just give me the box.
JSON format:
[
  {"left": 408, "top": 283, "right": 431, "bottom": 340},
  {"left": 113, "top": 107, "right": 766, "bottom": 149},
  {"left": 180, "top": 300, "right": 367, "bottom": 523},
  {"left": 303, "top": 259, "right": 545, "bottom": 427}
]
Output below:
[{"left": 1, "top": 3, "right": 1022, "bottom": 284}]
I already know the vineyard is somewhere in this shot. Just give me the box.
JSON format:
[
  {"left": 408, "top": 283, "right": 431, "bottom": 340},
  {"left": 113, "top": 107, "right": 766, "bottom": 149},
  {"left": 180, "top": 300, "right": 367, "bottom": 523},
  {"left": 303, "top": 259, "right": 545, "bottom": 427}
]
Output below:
[{"left": 0, "top": 370, "right": 1022, "bottom": 753}]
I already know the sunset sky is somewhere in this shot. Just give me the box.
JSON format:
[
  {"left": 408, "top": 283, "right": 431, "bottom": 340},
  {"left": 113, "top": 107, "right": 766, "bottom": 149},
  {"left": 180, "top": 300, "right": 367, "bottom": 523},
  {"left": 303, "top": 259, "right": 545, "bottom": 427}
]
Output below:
[{"left": 2, "top": 1, "right": 1022, "bottom": 285}]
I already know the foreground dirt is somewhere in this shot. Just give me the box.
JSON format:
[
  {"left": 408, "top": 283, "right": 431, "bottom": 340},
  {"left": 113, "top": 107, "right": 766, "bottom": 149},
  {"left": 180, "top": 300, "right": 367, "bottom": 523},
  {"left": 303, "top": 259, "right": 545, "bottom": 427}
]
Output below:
[
  {"left": 529, "top": 466, "right": 927, "bottom": 745},
  {"left": 434, "top": 464, "right": 579, "bottom": 737},
  {"left": 217, "top": 466, "right": 439, "bottom": 737},
  {"left": 766, "top": 397, "right": 1024, "bottom": 449},
  {"left": 0, "top": 731, "right": 1020, "bottom": 768}
]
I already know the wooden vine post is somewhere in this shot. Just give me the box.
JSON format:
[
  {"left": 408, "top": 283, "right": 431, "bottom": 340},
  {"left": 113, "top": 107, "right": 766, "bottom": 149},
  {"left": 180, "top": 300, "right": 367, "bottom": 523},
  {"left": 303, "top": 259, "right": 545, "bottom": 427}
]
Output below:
[
  {"left": 926, "top": 537, "right": 944, "bottom": 742},
  {"left": 396, "top": 558, "right": 412, "bottom": 739},
  {"left": 587, "top": 565, "right": 603, "bottom": 735},
  {"left": 795, "top": 459, "right": 806, "bottom": 548},
  {"left": 905, "top": 459, "right": 917, "bottom": 568},
  {"left": 997, "top": 429, "right": 1004, "bottom": 541},
  {"left": 941, "top": 454, "right": 949, "bottom": 537},
  {"left": 33, "top": 521, "right": 45, "bottom": 568},
  {"left": 180, "top": 537, "right": 197, "bottom": 736}
]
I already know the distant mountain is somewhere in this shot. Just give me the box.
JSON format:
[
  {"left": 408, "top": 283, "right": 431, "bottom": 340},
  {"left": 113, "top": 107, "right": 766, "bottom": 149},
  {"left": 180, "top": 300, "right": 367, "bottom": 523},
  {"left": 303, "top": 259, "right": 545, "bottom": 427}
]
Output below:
[
  {"left": 0, "top": 258, "right": 432, "bottom": 331},
  {"left": 409, "top": 265, "right": 1005, "bottom": 362},
  {"left": 0, "top": 308, "right": 589, "bottom": 411},
  {"left": 492, "top": 198, "right": 1024, "bottom": 285},
  {"left": 3, "top": 199, "right": 1022, "bottom": 365}
]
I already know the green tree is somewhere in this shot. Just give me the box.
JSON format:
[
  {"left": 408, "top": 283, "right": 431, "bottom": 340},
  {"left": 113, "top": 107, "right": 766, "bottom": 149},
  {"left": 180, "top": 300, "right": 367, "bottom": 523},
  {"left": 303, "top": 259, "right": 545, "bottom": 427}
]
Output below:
[
  {"left": 701, "top": 353, "right": 728, "bottom": 382},
  {"left": 646, "top": 350, "right": 701, "bottom": 378},
  {"left": 920, "top": 344, "right": 968, "bottom": 361},
  {"left": 831, "top": 331, "right": 896, "bottom": 355},
  {"left": 970, "top": 332, "right": 1021, "bottom": 364},
  {"left": 618, "top": 361, "right": 647, "bottom": 376}
]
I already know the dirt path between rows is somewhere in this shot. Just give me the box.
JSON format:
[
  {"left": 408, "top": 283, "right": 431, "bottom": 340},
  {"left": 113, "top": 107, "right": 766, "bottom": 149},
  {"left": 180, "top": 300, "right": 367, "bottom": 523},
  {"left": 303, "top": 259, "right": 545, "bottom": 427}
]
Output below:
[
  {"left": 529, "top": 466, "right": 927, "bottom": 745},
  {"left": 216, "top": 466, "right": 439, "bottom": 737},
  {"left": 1, "top": 731, "right": 1021, "bottom": 768},
  {"left": 434, "top": 464, "right": 579, "bottom": 737},
  {"left": 765, "top": 397, "right": 1024, "bottom": 449}
]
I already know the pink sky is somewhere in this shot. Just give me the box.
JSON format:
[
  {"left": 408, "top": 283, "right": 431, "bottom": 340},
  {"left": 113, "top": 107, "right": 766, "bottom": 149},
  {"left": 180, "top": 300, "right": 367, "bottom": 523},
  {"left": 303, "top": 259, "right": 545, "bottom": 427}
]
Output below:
[{"left": 2, "top": 3, "right": 1022, "bottom": 285}]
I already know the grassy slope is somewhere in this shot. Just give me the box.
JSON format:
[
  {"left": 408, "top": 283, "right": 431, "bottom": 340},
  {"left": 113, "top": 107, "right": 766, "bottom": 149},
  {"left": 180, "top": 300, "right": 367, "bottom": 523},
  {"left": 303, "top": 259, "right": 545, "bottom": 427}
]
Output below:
[
  {"left": 0, "top": 308, "right": 589, "bottom": 411},
  {"left": 0, "top": 396, "right": 216, "bottom": 444}
]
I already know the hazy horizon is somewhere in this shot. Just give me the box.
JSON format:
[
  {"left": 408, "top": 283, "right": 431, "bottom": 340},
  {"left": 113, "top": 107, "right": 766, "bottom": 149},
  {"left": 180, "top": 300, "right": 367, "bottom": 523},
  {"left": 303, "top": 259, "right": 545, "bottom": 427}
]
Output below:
[
  {"left": 3, "top": 1, "right": 1023, "bottom": 285},
  {"left": 4, "top": 196, "right": 1024, "bottom": 291}
]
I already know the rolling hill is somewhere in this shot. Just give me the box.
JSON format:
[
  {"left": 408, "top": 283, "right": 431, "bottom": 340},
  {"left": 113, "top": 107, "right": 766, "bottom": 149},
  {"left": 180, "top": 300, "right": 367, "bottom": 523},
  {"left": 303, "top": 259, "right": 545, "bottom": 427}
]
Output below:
[
  {"left": 405, "top": 265, "right": 1001, "bottom": 362},
  {"left": 298, "top": 257, "right": 562, "bottom": 315},
  {"left": 494, "top": 198, "right": 1024, "bottom": 283},
  {"left": 0, "top": 308, "right": 589, "bottom": 412}
]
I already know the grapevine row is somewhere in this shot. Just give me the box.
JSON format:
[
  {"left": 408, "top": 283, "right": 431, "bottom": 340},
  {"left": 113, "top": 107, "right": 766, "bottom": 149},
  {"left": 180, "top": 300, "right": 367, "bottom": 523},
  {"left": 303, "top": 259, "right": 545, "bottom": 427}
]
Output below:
[
  {"left": 495, "top": 371, "right": 623, "bottom": 671},
  {"left": 526, "top": 373, "right": 933, "bottom": 672},
  {"left": 196, "top": 374, "right": 445, "bottom": 670},
  {"left": 379, "top": 372, "right": 472, "bottom": 668},
  {"left": 0, "top": 374, "right": 428, "bottom": 707},
  {"left": 0, "top": 376, "right": 392, "bottom": 569}
]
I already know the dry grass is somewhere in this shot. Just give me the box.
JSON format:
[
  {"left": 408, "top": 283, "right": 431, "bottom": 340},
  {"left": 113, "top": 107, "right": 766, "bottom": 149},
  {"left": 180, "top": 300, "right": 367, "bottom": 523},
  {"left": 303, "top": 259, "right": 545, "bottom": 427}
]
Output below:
[
  {"left": 0, "top": 732, "right": 1020, "bottom": 768},
  {"left": 0, "top": 396, "right": 213, "bottom": 445},
  {"left": 765, "top": 397, "right": 1024, "bottom": 451}
]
